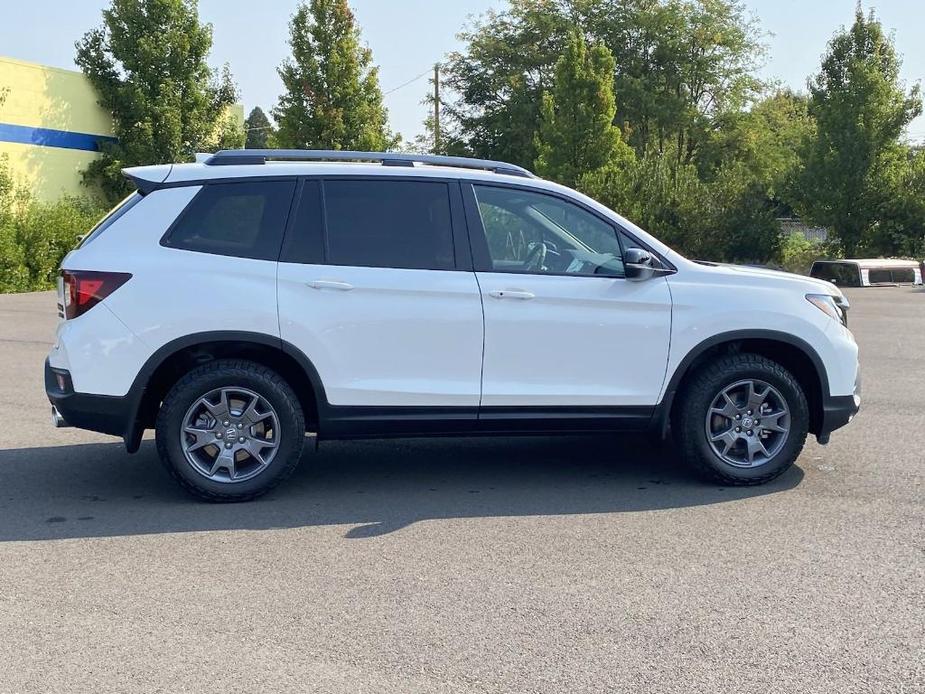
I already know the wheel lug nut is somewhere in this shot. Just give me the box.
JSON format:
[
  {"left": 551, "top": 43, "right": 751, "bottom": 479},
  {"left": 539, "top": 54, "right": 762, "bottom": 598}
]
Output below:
[
  {"left": 735, "top": 427, "right": 741, "bottom": 432},
  {"left": 735, "top": 414, "right": 741, "bottom": 420},
  {"left": 747, "top": 430, "right": 753, "bottom": 436},
  {"left": 747, "top": 410, "right": 752, "bottom": 416},
  {"left": 225, "top": 442, "right": 232, "bottom": 449},
  {"left": 216, "top": 432, "right": 223, "bottom": 439},
  {"left": 223, "top": 420, "right": 230, "bottom": 427},
  {"left": 237, "top": 423, "right": 243, "bottom": 429},
  {"left": 238, "top": 436, "right": 245, "bottom": 443}
]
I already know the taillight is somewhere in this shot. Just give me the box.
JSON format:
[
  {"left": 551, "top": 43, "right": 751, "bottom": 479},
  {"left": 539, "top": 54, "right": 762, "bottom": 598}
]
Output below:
[{"left": 60, "top": 270, "right": 132, "bottom": 320}]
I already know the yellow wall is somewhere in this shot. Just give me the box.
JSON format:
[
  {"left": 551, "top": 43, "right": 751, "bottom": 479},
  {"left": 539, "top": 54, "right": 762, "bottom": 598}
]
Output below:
[
  {"left": 0, "top": 56, "right": 113, "bottom": 201},
  {"left": 1, "top": 56, "right": 245, "bottom": 203}
]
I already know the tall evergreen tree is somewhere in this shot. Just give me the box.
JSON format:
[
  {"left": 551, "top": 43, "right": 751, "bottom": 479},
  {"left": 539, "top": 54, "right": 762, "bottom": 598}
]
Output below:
[
  {"left": 76, "top": 0, "right": 242, "bottom": 203},
  {"left": 273, "top": 0, "right": 394, "bottom": 150},
  {"left": 794, "top": 6, "right": 922, "bottom": 256},
  {"left": 534, "top": 31, "right": 634, "bottom": 188},
  {"left": 244, "top": 107, "right": 273, "bottom": 149}
]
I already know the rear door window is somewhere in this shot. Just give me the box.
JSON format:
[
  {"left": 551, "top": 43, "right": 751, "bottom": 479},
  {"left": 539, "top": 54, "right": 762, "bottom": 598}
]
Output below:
[
  {"left": 321, "top": 179, "right": 456, "bottom": 270},
  {"left": 164, "top": 180, "right": 296, "bottom": 260}
]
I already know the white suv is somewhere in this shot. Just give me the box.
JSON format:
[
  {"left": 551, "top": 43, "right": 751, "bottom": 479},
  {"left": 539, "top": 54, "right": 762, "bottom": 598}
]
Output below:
[{"left": 46, "top": 150, "right": 860, "bottom": 501}]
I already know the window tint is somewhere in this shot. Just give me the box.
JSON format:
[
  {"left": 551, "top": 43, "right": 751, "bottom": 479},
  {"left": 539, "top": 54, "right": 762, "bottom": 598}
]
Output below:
[
  {"left": 280, "top": 180, "right": 324, "bottom": 264},
  {"left": 473, "top": 185, "right": 624, "bottom": 277},
  {"left": 323, "top": 180, "right": 455, "bottom": 270},
  {"left": 892, "top": 267, "right": 915, "bottom": 283},
  {"left": 868, "top": 268, "right": 894, "bottom": 284},
  {"left": 810, "top": 262, "right": 860, "bottom": 287},
  {"left": 166, "top": 181, "right": 295, "bottom": 260}
]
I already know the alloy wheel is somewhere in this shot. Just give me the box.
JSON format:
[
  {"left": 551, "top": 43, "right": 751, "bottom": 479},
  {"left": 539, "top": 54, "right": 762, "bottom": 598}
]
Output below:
[
  {"left": 180, "top": 386, "right": 280, "bottom": 483},
  {"left": 704, "top": 379, "right": 791, "bottom": 468}
]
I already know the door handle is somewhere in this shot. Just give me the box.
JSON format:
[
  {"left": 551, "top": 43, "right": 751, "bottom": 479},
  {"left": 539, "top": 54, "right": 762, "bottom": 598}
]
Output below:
[
  {"left": 308, "top": 280, "right": 354, "bottom": 291},
  {"left": 488, "top": 289, "right": 535, "bottom": 300}
]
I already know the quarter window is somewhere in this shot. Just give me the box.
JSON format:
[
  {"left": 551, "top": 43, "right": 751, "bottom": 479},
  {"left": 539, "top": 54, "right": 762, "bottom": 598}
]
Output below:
[
  {"left": 472, "top": 185, "right": 625, "bottom": 277},
  {"left": 810, "top": 262, "right": 861, "bottom": 287},
  {"left": 165, "top": 181, "right": 295, "bottom": 260},
  {"left": 322, "top": 180, "right": 456, "bottom": 270}
]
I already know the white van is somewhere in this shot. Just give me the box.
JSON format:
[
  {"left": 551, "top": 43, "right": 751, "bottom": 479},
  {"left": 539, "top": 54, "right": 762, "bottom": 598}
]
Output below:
[{"left": 810, "top": 258, "right": 923, "bottom": 287}]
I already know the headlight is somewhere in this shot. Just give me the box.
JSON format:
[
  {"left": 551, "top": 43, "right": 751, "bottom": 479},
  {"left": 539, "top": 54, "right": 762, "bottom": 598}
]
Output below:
[{"left": 806, "top": 293, "right": 848, "bottom": 326}]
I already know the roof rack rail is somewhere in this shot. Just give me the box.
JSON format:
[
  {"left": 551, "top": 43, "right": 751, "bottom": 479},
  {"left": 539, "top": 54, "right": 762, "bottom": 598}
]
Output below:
[{"left": 203, "top": 149, "right": 536, "bottom": 178}]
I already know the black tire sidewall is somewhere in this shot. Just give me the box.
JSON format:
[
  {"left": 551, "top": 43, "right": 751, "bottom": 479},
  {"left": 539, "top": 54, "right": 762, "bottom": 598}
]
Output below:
[
  {"left": 156, "top": 361, "right": 305, "bottom": 500},
  {"left": 680, "top": 356, "right": 809, "bottom": 484}
]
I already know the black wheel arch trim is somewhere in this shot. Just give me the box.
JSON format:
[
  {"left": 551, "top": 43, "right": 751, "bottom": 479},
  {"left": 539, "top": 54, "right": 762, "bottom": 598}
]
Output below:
[
  {"left": 118, "top": 331, "right": 329, "bottom": 452},
  {"left": 652, "top": 329, "right": 832, "bottom": 440}
]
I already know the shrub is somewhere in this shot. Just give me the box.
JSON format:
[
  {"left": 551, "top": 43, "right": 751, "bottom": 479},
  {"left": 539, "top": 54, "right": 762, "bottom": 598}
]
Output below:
[
  {"left": 0, "top": 163, "right": 106, "bottom": 293},
  {"left": 777, "top": 232, "right": 824, "bottom": 275},
  {"left": 15, "top": 196, "right": 106, "bottom": 289}
]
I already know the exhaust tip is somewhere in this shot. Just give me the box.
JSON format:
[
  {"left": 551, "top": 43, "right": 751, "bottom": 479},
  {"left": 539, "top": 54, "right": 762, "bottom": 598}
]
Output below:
[{"left": 51, "top": 406, "right": 70, "bottom": 428}]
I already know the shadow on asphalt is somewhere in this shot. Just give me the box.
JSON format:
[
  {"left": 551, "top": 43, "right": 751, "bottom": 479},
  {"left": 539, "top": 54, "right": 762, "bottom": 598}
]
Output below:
[{"left": 0, "top": 434, "right": 803, "bottom": 541}]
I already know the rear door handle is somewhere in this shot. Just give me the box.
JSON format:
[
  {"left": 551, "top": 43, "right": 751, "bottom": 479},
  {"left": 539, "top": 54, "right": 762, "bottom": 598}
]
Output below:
[
  {"left": 308, "top": 280, "right": 354, "bottom": 291},
  {"left": 488, "top": 289, "right": 535, "bottom": 300}
]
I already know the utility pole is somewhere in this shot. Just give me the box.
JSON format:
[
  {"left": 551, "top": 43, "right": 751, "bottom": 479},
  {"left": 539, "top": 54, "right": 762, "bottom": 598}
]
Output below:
[{"left": 433, "top": 62, "right": 441, "bottom": 154}]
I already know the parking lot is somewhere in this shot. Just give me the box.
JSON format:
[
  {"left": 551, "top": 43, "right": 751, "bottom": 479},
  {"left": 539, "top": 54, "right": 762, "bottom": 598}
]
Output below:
[{"left": 0, "top": 287, "right": 922, "bottom": 693}]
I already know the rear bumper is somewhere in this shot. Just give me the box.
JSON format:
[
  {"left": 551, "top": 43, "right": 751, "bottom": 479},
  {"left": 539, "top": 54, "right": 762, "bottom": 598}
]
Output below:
[{"left": 45, "top": 359, "right": 133, "bottom": 440}]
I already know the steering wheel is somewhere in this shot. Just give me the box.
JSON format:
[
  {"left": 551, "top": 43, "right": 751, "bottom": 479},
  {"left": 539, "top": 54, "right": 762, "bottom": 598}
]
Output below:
[{"left": 524, "top": 241, "right": 547, "bottom": 272}]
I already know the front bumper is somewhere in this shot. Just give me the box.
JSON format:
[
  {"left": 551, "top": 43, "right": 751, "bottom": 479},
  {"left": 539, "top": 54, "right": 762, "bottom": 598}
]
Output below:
[{"left": 816, "top": 365, "right": 860, "bottom": 444}]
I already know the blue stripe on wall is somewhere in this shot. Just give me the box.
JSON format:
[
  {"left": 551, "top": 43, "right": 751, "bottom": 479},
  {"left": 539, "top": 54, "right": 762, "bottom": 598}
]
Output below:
[{"left": 0, "top": 123, "right": 118, "bottom": 152}]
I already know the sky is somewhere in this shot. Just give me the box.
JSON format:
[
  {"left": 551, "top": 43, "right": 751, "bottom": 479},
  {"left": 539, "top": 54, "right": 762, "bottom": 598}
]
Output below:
[{"left": 2, "top": 0, "right": 924, "bottom": 141}]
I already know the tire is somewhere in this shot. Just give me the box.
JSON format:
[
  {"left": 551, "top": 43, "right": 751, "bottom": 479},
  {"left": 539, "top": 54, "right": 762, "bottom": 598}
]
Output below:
[
  {"left": 155, "top": 359, "right": 305, "bottom": 502},
  {"left": 674, "top": 353, "right": 809, "bottom": 485}
]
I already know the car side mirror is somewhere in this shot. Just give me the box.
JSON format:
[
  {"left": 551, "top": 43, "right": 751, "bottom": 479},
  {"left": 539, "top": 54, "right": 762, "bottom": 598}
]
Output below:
[{"left": 624, "top": 247, "right": 657, "bottom": 281}]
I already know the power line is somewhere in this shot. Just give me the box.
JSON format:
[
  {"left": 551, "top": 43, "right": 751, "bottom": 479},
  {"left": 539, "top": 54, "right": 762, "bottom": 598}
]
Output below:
[{"left": 383, "top": 68, "right": 432, "bottom": 96}]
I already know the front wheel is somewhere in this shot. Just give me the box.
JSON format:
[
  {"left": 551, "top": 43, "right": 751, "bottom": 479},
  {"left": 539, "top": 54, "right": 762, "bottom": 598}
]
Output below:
[
  {"left": 674, "top": 353, "right": 809, "bottom": 485},
  {"left": 155, "top": 359, "right": 306, "bottom": 501}
]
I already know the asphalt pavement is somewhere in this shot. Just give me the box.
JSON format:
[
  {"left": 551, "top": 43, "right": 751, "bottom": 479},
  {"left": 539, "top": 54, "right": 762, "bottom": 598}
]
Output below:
[{"left": 0, "top": 288, "right": 921, "bottom": 693}]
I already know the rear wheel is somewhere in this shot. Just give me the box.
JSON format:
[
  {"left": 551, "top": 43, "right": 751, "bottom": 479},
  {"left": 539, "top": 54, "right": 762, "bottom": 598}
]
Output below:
[
  {"left": 675, "top": 353, "right": 809, "bottom": 485},
  {"left": 155, "top": 359, "right": 305, "bottom": 501}
]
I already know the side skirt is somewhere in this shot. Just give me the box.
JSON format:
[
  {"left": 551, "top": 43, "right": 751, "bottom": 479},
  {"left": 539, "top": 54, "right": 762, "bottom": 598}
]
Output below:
[{"left": 318, "top": 405, "right": 655, "bottom": 439}]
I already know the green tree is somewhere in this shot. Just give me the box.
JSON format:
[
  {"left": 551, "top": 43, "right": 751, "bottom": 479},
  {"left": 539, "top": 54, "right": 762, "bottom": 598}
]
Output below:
[
  {"left": 793, "top": 6, "right": 922, "bottom": 256},
  {"left": 443, "top": 0, "right": 575, "bottom": 167},
  {"left": 873, "top": 148, "right": 925, "bottom": 257},
  {"left": 444, "top": 0, "right": 763, "bottom": 171},
  {"left": 76, "top": 0, "right": 242, "bottom": 203},
  {"left": 244, "top": 106, "right": 274, "bottom": 149},
  {"left": 273, "top": 0, "right": 395, "bottom": 150},
  {"left": 534, "top": 31, "right": 635, "bottom": 188},
  {"left": 588, "top": 0, "right": 763, "bottom": 164},
  {"left": 701, "top": 89, "right": 814, "bottom": 210}
]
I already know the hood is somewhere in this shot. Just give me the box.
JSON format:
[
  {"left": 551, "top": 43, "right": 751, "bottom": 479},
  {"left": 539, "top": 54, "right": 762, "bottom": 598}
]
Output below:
[{"left": 694, "top": 261, "right": 845, "bottom": 298}]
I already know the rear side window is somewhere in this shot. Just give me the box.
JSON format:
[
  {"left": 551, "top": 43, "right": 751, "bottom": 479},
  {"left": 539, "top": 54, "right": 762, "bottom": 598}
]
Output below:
[
  {"left": 164, "top": 180, "right": 295, "bottom": 260},
  {"left": 323, "top": 180, "right": 455, "bottom": 270},
  {"left": 891, "top": 267, "right": 915, "bottom": 283}
]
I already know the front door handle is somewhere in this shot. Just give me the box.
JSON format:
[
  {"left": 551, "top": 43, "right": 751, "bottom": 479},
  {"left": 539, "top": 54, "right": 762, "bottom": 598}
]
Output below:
[
  {"left": 308, "top": 280, "right": 354, "bottom": 291},
  {"left": 488, "top": 289, "right": 535, "bottom": 300}
]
